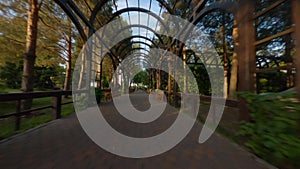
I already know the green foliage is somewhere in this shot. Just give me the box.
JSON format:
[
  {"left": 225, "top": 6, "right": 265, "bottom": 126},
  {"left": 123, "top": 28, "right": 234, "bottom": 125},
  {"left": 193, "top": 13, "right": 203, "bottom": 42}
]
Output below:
[
  {"left": 34, "top": 66, "right": 57, "bottom": 89},
  {"left": 189, "top": 65, "right": 211, "bottom": 95},
  {"left": 101, "top": 76, "right": 110, "bottom": 89},
  {"left": 0, "top": 61, "right": 65, "bottom": 90},
  {"left": 132, "top": 70, "right": 149, "bottom": 86},
  {"left": 257, "top": 71, "right": 289, "bottom": 93},
  {"left": 238, "top": 89, "right": 300, "bottom": 168},
  {"left": 94, "top": 88, "right": 103, "bottom": 104},
  {"left": 0, "top": 0, "right": 66, "bottom": 67},
  {"left": 0, "top": 62, "right": 22, "bottom": 89}
]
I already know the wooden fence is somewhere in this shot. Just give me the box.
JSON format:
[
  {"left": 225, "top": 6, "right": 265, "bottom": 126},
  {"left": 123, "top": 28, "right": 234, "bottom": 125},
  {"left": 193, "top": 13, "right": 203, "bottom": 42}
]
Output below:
[
  {"left": 159, "top": 92, "right": 247, "bottom": 120},
  {"left": 0, "top": 90, "right": 73, "bottom": 130},
  {"left": 0, "top": 89, "right": 247, "bottom": 131}
]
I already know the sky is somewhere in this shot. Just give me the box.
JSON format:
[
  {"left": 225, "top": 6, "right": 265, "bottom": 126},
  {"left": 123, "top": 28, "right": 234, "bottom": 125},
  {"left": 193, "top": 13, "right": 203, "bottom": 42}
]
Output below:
[{"left": 112, "top": 0, "right": 165, "bottom": 53}]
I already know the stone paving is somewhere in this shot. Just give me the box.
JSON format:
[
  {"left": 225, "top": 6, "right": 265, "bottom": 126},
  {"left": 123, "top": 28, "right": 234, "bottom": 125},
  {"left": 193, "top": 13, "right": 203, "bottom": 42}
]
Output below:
[{"left": 0, "top": 93, "right": 275, "bottom": 169}]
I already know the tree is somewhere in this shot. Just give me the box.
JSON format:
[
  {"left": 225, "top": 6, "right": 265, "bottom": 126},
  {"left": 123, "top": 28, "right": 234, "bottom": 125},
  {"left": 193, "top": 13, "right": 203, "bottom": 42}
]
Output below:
[
  {"left": 229, "top": 19, "right": 238, "bottom": 98},
  {"left": 0, "top": 0, "right": 66, "bottom": 68},
  {"left": 64, "top": 19, "right": 73, "bottom": 93},
  {"left": 0, "top": 62, "right": 22, "bottom": 89},
  {"left": 21, "top": 0, "right": 43, "bottom": 110},
  {"left": 0, "top": 0, "right": 78, "bottom": 95},
  {"left": 34, "top": 66, "right": 58, "bottom": 89},
  {"left": 0, "top": 1, "right": 27, "bottom": 66},
  {"left": 132, "top": 70, "right": 149, "bottom": 87}
]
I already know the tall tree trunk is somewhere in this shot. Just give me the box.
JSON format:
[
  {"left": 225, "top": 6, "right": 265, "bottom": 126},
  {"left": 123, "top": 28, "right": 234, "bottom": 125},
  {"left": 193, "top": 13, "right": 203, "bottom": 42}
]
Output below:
[
  {"left": 21, "top": 0, "right": 41, "bottom": 110},
  {"left": 149, "top": 69, "right": 153, "bottom": 89},
  {"left": 156, "top": 69, "right": 161, "bottom": 89},
  {"left": 173, "top": 52, "right": 178, "bottom": 106},
  {"left": 77, "top": 45, "right": 86, "bottom": 89},
  {"left": 77, "top": 25, "right": 89, "bottom": 90},
  {"left": 64, "top": 19, "right": 72, "bottom": 95},
  {"left": 284, "top": 34, "right": 293, "bottom": 88},
  {"left": 183, "top": 45, "right": 188, "bottom": 93},
  {"left": 229, "top": 20, "right": 238, "bottom": 99},
  {"left": 222, "top": 12, "right": 228, "bottom": 98},
  {"left": 236, "top": 1, "right": 256, "bottom": 93},
  {"left": 168, "top": 55, "right": 173, "bottom": 102},
  {"left": 96, "top": 61, "right": 102, "bottom": 88}
]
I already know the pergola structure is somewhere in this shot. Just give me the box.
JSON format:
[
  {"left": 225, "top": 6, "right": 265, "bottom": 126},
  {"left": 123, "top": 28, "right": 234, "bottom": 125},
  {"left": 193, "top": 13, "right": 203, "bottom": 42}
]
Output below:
[{"left": 53, "top": 0, "right": 300, "bottom": 100}]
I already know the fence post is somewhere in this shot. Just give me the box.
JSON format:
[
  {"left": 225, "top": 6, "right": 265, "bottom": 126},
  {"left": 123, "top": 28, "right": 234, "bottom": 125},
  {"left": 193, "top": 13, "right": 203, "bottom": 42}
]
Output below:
[
  {"left": 52, "top": 93, "right": 62, "bottom": 119},
  {"left": 15, "top": 100, "right": 21, "bottom": 130}
]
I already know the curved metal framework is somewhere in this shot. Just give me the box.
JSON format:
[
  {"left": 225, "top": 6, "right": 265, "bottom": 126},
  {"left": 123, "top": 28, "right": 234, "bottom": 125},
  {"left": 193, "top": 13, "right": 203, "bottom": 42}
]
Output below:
[
  {"left": 112, "top": 24, "right": 165, "bottom": 45},
  {"left": 53, "top": 0, "right": 299, "bottom": 99}
]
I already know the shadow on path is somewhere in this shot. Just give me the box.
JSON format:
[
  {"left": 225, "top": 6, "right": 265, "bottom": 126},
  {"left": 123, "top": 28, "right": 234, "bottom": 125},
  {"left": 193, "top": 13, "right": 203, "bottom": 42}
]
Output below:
[{"left": 0, "top": 93, "right": 275, "bottom": 169}]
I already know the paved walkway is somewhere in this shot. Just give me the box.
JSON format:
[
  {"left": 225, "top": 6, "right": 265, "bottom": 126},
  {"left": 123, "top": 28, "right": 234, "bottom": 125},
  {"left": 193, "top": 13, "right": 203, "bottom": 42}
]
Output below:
[{"left": 0, "top": 92, "right": 275, "bottom": 169}]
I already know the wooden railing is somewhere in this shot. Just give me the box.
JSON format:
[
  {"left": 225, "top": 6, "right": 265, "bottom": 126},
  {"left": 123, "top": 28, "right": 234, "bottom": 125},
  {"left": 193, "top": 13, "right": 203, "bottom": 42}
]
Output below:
[
  {"left": 0, "top": 90, "right": 73, "bottom": 130},
  {"left": 160, "top": 92, "right": 239, "bottom": 108},
  {"left": 0, "top": 89, "right": 245, "bottom": 132},
  {"left": 158, "top": 92, "right": 248, "bottom": 120}
]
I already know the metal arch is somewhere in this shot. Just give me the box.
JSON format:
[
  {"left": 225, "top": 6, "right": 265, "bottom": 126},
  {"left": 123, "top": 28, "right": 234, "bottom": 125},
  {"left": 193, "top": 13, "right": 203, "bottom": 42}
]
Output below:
[
  {"left": 156, "top": 0, "right": 175, "bottom": 15},
  {"left": 188, "top": 0, "right": 209, "bottom": 22},
  {"left": 115, "top": 41, "right": 154, "bottom": 56},
  {"left": 131, "top": 39, "right": 159, "bottom": 49},
  {"left": 106, "top": 52, "right": 119, "bottom": 70},
  {"left": 171, "top": 0, "right": 238, "bottom": 62},
  {"left": 92, "top": 7, "right": 168, "bottom": 59},
  {"left": 129, "top": 41, "right": 154, "bottom": 49},
  {"left": 93, "top": 35, "right": 161, "bottom": 63},
  {"left": 118, "top": 55, "right": 152, "bottom": 83},
  {"left": 90, "top": 0, "right": 174, "bottom": 26},
  {"left": 122, "top": 47, "right": 151, "bottom": 56},
  {"left": 117, "top": 42, "right": 151, "bottom": 57},
  {"left": 66, "top": 0, "right": 93, "bottom": 29},
  {"left": 93, "top": 35, "right": 160, "bottom": 70},
  {"left": 108, "top": 47, "right": 153, "bottom": 71},
  {"left": 122, "top": 53, "right": 153, "bottom": 68},
  {"left": 113, "top": 24, "right": 165, "bottom": 45},
  {"left": 103, "top": 8, "right": 168, "bottom": 32},
  {"left": 192, "top": 0, "right": 238, "bottom": 24},
  {"left": 54, "top": 0, "right": 119, "bottom": 65},
  {"left": 120, "top": 35, "right": 160, "bottom": 48},
  {"left": 122, "top": 52, "right": 164, "bottom": 72},
  {"left": 54, "top": 0, "right": 89, "bottom": 41},
  {"left": 89, "top": 0, "right": 107, "bottom": 30},
  {"left": 108, "top": 47, "right": 152, "bottom": 67},
  {"left": 120, "top": 47, "right": 152, "bottom": 59},
  {"left": 125, "top": 50, "right": 169, "bottom": 67}
]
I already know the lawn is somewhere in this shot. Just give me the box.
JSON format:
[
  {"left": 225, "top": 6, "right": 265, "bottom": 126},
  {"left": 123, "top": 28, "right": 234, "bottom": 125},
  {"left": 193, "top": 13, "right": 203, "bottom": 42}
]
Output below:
[{"left": 0, "top": 96, "right": 74, "bottom": 140}]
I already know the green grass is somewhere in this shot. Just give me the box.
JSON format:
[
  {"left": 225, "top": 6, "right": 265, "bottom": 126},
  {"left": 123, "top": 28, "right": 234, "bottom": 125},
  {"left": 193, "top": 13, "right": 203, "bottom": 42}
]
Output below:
[
  {"left": 0, "top": 96, "right": 74, "bottom": 140},
  {"left": 0, "top": 88, "right": 21, "bottom": 94},
  {"left": 0, "top": 86, "right": 57, "bottom": 94}
]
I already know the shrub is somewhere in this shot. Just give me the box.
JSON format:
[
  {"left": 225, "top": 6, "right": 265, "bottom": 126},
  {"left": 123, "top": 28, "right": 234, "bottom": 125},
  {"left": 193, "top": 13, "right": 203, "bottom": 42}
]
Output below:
[
  {"left": 94, "top": 88, "right": 103, "bottom": 104},
  {"left": 238, "top": 89, "right": 300, "bottom": 169}
]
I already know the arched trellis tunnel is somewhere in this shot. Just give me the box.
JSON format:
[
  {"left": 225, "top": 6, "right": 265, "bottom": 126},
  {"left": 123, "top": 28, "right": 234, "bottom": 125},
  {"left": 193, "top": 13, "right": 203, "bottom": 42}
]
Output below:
[
  {"left": 0, "top": 1, "right": 300, "bottom": 167},
  {"left": 53, "top": 0, "right": 300, "bottom": 107}
]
